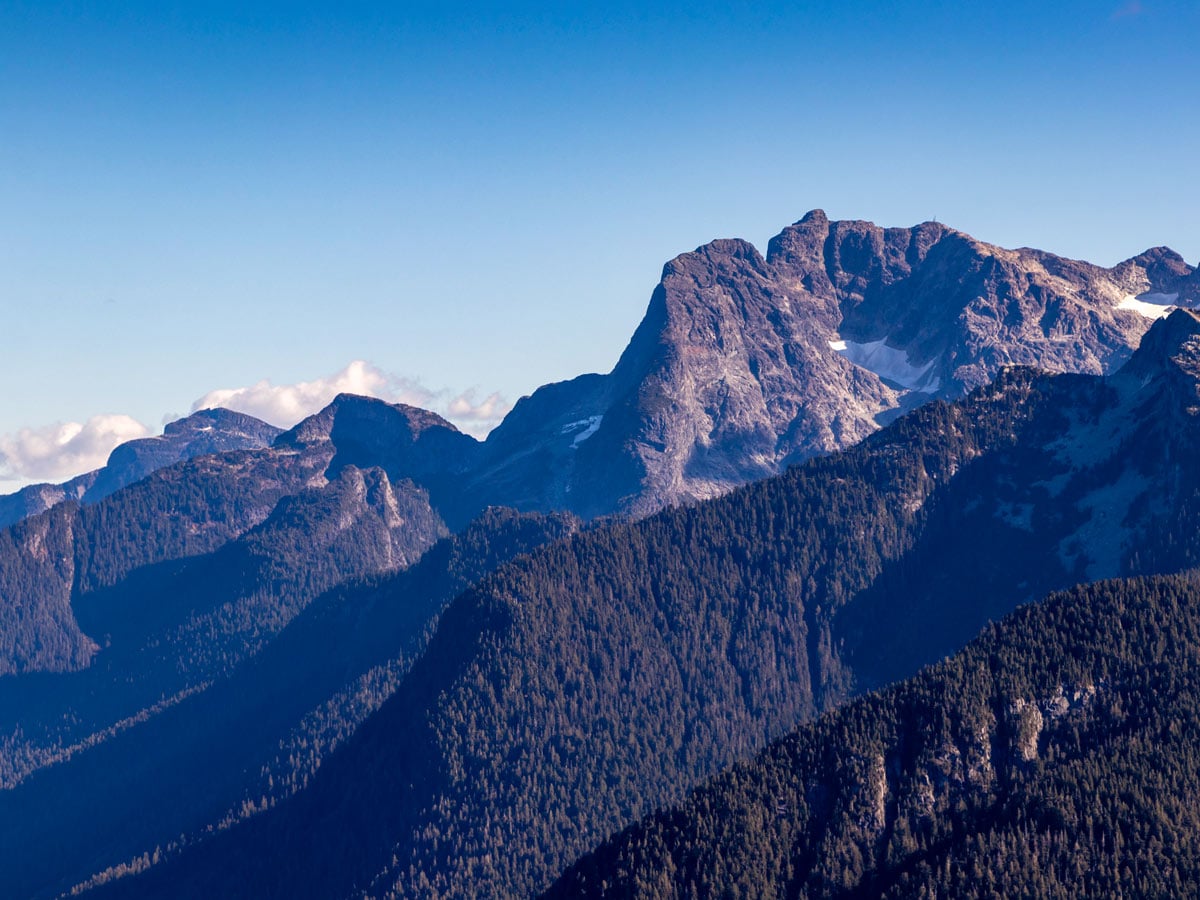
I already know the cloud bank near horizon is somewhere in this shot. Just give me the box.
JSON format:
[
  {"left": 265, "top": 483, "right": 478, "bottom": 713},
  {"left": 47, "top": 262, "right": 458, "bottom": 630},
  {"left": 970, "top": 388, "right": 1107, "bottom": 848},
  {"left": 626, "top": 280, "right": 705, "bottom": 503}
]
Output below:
[
  {"left": 0, "top": 362, "right": 510, "bottom": 490},
  {"left": 0, "top": 415, "right": 151, "bottom": 484},
  {"left": 190, "top": 360, "right": 512, "bottom": 438}
]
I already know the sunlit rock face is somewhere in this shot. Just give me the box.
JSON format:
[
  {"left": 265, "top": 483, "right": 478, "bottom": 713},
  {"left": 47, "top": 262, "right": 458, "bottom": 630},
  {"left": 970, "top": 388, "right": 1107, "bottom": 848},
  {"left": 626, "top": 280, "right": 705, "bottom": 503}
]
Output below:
[
  {"left": 473, "top": 211, "right": 1194, "bottom": 519},
  {"left": 4, "top": 212, "right": 1192, "bottom": 528}
]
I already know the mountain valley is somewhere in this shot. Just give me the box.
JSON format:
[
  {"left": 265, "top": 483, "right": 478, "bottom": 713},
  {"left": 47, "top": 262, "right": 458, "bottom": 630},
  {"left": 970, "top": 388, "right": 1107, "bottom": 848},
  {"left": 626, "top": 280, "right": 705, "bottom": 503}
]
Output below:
[{"left": 1, "top": 214, "right": 1198, "bottom": 898}]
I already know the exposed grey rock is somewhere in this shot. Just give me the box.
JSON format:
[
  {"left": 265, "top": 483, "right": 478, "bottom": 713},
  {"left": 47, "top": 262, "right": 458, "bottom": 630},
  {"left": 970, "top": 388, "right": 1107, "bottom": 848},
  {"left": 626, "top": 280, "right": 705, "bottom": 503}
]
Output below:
[
  {"left": 4, "top": 213, "right": 1193, "bottom": 529},
  {"left": 472, "top": 211, "right": 1195, "bottom": 520},
  {"left": 276, "top": 393, "right": 482, "bottom": 527},
  {"left": 84, "top": 408, "right": 282, "bottom": 505},
  {"left": 0, "top": 474, "right": 96, "bottom": 532},
  {"left": 276, "top": 393, "right": 478, "bottom": 480}
]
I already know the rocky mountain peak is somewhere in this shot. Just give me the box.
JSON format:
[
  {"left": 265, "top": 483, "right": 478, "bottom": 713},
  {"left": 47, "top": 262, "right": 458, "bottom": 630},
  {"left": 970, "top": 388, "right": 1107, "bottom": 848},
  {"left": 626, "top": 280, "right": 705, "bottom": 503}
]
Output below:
[
  {"left": 86, "top": 409, "right": 282, "bottom": 504},
  {"left": 456, "top": 213, "right": 1196, "bottom": 522},
  {"left": 276, "top": 393, "right": 464, "bottom": 448},
  {"left": 11, "top": 214, "right": 1190, "bottom": 533},
  {"left": 0, "top": 408, "right": 284, "bottom": 529},
  {"left": 275, "top": 394, "right": 481, "bottom": 506},
  {"left": 93, "top": 408, "right": 277, "bottom": 482},
  {"left": 767, "top": 211, "right": 953, "bottom": 307},
  {"left": 1111, "top": 246, "right": 1195, "bottom": 297},
  {"left": 1119, "top": 308, "right": 1200, "bottom": 381},
  {"left": 160, "top": 407, "right": 279, "bottom": 441},
  {"left": 659, "top": 237, "right": 769, "bottom": 286}
]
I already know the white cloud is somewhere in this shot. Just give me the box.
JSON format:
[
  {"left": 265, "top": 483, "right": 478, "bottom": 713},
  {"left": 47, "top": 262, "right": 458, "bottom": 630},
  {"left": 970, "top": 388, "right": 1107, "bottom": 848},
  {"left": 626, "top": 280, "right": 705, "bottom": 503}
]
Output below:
[
  {"left": 447, "top": 390, "right": 509, "bottom": 421},
  {"left": 191, "top": 360, "right": 510, "bottom": 438},
  {"left": 445, "top": 390, "right": 513, "bottom": 438},
  {"left": 191, "top": 360, "right": 414, "bottom": 428},
  {"left": 0, "top": 362, "right": 511, "bottom": 491},
  {"left": 0, "top": 415, "right": 150, "bottom": 484}
]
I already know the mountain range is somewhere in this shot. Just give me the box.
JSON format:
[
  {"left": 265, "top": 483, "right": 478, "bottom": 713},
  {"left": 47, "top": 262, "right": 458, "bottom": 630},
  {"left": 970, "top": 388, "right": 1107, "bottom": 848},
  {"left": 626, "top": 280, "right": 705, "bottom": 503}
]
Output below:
[
  {"left": 8, "top": 212, "right": 1196, "bottom": 533},
  {"left": 0, "top": 408, "right": 281, "bottom": 530},
  {"left": 1, "top": 212, "right": 1198, "bottom": 898},
  {"left": 86, "top": 305, "right": 1200, "bottom": 899}
]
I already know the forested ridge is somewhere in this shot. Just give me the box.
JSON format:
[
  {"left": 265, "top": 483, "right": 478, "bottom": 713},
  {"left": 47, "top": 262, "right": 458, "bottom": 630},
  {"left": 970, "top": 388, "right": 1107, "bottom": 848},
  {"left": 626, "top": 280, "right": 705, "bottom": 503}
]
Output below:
[
  {"left": 2, "top": 314, "right": 1197, "bottom": 897},
  {"left": 104, "top": 321, "right": 1200, "bottom": 900},
  {"left": 546, "top": 571, "right": 1200, "bottom": 899},
  {"left": 0, "top": 503, "right": 576, "bottom": 899},
  {"left": 0, "top": 395, "right": 475, "bottom": 681},
  {"left": 0, "top": 465, "right": 439, "bottom": 788},
  {"left": 0, "top": 442, "right": 333, "bottom": 676}
]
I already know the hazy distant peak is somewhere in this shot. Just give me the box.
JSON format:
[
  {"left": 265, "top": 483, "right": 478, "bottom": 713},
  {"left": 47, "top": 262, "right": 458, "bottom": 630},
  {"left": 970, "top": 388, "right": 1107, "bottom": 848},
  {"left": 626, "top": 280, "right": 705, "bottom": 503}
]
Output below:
[
  {"left": 161, "top": 407, "right": 280, "bottom": 440},
  {"left": 276, "top": 393, "right": 466, "bottom": 448}
]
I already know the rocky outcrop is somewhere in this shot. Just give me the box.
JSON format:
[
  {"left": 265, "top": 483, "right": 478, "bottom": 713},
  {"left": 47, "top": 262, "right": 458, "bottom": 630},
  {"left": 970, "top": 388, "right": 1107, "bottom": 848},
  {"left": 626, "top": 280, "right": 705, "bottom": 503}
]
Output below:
[
  {"left": 0, "top": 504, "right": 93, "bottom": 675},
  {"left": 276, "top": 394, "right": 482, "bottom": 527},
  {"left": 4, "top": 214, "right": 1193, "bottom": 528},
  {"left": 85, "top": 408, "right": 282, "bottom": 504},
  {"left": 0, "top": 475, "right": 96, "bottom": 532},
  {"left": 473, "top": 211, "right": 1195, "bottom": 519},
  {"left": 277, "top": 393, "right": 478, "bottom": 481}
]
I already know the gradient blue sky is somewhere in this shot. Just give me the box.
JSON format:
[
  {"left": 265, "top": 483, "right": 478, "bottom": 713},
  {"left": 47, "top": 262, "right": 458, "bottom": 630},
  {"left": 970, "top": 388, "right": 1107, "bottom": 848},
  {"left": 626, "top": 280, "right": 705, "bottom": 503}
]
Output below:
[{"left": 2, "top": 0, "right": 1198, "bottom": 485}]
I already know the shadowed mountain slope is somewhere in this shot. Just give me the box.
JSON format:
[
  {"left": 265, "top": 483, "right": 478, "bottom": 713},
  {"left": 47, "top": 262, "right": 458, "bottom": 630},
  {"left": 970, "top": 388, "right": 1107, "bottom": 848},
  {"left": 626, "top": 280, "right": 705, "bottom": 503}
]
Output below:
[
  {"left": 546, "top": 571, "right": 1200, "bottom": 899},
  {"left": 0, "top": 507, "right": 577, "bottom": 899},
  {"left": 101, "top": 311, "right": 1200, "bottom": 899}
]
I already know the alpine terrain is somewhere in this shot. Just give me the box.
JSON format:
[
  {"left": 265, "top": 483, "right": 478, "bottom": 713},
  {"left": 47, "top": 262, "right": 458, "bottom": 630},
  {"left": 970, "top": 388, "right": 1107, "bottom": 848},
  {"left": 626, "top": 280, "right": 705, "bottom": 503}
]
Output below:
[{"left": 0, "top": 213, "right": 1197, "bottom": 899}]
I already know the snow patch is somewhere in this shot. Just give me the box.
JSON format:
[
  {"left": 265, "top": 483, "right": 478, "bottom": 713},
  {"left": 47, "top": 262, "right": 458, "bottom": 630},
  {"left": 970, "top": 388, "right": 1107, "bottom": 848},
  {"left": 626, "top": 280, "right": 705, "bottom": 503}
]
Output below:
[
  {"left": 561, "top": 415, "right": 603, "bottom": 448},
  {"left": 1118, "top": 292, "right": 1178, "bottom": 320},
  {"left": 831, "top": 336, "right": 941, "bottom": 393}
]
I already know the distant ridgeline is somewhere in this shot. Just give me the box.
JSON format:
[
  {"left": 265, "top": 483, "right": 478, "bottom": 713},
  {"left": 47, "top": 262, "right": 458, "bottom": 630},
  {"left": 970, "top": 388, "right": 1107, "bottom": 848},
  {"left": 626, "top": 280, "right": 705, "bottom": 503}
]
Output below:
[
  {"left": 0, "top": 215, "right": 1197, "bottom": 898},
  {"left": 5, "top": 212, "right": 1198, "bottom": 531},
  {"left": 75, "top": 310, "right": 1200, "bottom": 899},
  {"left": 0, "top": 407, "right": 282, "bottom": 530}
]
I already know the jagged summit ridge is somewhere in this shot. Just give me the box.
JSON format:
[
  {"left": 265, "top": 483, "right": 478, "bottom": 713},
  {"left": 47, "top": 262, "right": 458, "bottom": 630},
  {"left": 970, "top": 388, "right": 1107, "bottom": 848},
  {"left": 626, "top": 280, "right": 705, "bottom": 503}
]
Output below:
[
  {"left": 3, "top": 213, "right": 1194, "bottom": 527},
  {"left": 1124, "top": 307, "right": 1200, "bottom": 364},
  {"left": 88, "top": 408, "right": 283, "bottom": 502},
  {"left": 1115, "top": 308, "right": 1200, "bottom": 403},
  {"left": 3, "top": 216, "right": 1200, "bottom": 899},
  {"left": 468, "top": 211, "right": 1195, "bottom": 519}
]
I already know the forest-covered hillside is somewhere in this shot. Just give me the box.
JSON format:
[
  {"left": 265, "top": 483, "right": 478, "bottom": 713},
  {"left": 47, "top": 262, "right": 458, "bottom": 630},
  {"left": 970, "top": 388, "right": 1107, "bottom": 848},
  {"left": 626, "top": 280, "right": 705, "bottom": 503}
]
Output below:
[
  {"left": 0, "top": 506, "right": 576, "bottom": 899},
  {"left": 546, "top": 571, "right": 1200, "bottom": 899},
  {"left": 99, "top": 314, "right": 1200, "bottom": 899}
]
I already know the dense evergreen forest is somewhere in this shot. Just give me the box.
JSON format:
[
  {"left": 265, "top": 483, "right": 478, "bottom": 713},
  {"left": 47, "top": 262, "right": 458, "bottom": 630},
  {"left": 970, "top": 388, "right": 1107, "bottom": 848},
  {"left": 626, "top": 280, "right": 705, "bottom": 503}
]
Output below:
[
  {"left": 0, "top": 464, "right": 442, "bottom": 790},
  {"left": 0, "top": 441, "right": 335, "bottom": 675},
  {"left": 546, "top": 571, "right": 1200, "bottom": 898},
  {"left": 0, "top": 506, "right": 576, "bottom": 899},
  {"left": 0, "top": 314, "right": 1193, "bottom": 897},
  {"left": 102, "top": 331, "right": 1200, "bottom": 899}
]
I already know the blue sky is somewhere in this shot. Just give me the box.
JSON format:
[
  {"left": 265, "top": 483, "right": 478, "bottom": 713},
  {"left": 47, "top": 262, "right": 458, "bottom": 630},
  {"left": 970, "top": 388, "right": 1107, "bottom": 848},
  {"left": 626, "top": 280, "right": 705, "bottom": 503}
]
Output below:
[{"left": 1, "top": 0, "right": 1198, "bottom": 485}]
